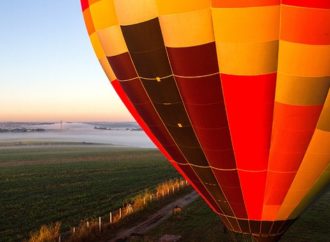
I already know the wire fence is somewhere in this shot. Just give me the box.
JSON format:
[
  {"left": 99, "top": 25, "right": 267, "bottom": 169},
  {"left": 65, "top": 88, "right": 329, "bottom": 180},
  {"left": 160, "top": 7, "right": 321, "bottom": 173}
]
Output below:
[{"left": 33, "top": 178, "right": 190, "bottom": 242}]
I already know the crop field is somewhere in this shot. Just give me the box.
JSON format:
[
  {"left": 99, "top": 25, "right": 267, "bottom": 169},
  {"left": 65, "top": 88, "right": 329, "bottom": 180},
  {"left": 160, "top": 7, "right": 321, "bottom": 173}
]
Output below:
[
  {"left": 147, "top": 191, "right": 330, "bottom": 242},
  {"left": 0, "top": 145, "right": 178, "bottom": 242}
]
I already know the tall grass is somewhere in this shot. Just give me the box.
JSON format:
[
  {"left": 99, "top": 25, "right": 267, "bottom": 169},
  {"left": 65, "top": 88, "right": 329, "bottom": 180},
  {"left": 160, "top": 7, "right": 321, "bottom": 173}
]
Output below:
[
  {"left": 28, "top": 178, "right": 188, "bottom": 242},
  {"left": 28, "top": 222, "right": 61, "bottom": 242}
]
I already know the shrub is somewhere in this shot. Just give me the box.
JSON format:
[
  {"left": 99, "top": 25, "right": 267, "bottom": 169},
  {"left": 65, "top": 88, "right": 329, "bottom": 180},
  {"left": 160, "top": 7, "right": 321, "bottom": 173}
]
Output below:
[{"left": 28, "top": 222, "right": 61, "bottom": 242}]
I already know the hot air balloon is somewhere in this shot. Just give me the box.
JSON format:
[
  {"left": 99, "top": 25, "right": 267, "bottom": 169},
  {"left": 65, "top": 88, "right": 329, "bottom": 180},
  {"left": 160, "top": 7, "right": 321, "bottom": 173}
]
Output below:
[{"left": 81, "top": 0, "right": 330, "bottom": 241}]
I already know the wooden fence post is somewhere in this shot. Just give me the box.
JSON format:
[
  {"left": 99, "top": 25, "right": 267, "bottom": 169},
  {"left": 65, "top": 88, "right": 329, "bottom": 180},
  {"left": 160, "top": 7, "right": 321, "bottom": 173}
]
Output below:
[
  {"left": 58, "top": 235, "right": 61, "bottom": 242},
  {"left": 119, "top": 208, "right": 122, "bottom": 219},
  {"left": 73, "top": 227, "right": 76, "bottom": 234},
  {"left": 99, "top": 217, "right": 102, "bottom": 232},
  {"left": 86, "top": 221, "right": 89, "bottom": 228},
  {"left": 110, "top": 212, "right": 112, "bottom": 224}
]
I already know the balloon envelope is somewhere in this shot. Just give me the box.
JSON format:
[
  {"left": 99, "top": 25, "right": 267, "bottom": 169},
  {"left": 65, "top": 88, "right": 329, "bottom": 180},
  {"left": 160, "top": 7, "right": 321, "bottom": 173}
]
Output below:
[{"left": 81, "top": 0, "right": 330, "bottom": 241}]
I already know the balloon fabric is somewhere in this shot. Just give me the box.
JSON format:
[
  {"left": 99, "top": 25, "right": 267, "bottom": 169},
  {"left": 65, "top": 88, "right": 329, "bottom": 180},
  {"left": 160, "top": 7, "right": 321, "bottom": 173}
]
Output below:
[{"left": 81, "top": 1, "right": 330, "bottom": 241}]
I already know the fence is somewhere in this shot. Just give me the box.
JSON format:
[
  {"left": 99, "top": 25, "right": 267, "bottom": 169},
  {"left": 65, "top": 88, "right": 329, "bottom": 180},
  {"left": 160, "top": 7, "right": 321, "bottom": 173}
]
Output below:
[{"left": 57, "top": 178, "right": 189, "bottom": 242}]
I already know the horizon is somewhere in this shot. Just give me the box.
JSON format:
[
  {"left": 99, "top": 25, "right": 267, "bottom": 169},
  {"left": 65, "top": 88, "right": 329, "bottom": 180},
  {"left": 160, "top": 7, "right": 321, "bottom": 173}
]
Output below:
[{"left": 0, "top": 120, "right": 136, "bottom": 123}]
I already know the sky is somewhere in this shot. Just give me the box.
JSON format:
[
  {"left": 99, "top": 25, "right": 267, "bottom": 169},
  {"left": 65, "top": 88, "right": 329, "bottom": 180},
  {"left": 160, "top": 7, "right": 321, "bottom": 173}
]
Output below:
[{"left": 0, "top": 1, "right": 132, "bottom": 122}]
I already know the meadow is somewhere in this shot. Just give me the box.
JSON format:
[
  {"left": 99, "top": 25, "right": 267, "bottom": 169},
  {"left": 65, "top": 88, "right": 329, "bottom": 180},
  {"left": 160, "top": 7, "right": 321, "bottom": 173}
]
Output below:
[
  {"left": 0, "top": 145, "right": 178, "bottom": 242},
  {"left": 147, "top": 192, "right": 330, "bottom": 242}
]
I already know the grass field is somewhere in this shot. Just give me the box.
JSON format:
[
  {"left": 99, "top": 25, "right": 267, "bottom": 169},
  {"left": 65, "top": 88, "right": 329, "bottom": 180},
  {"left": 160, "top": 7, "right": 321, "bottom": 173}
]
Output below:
[
  {"left": 147, "top": 192, "right": 330, "bottom": 242},
  {"left": 0, "top": 145, "right": 178, "bottom": 242}
]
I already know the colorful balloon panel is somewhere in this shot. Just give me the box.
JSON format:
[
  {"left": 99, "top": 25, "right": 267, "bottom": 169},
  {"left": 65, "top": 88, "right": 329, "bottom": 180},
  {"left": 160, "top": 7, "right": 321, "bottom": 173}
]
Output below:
[{"left": 81, "top": 0, "right": 330, "bottom": 240}]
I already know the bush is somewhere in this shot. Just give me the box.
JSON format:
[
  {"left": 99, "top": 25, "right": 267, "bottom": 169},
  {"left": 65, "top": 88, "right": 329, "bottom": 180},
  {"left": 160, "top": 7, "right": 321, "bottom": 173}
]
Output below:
[{"left": 28, "top": 222, "right": 61, "bottom": 242}]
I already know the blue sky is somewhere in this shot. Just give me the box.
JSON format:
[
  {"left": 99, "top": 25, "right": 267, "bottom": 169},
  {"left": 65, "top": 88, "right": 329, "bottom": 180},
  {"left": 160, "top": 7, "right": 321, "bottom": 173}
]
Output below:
[{"left": 0, "top": 0, "right": 131, "bottom": 122}]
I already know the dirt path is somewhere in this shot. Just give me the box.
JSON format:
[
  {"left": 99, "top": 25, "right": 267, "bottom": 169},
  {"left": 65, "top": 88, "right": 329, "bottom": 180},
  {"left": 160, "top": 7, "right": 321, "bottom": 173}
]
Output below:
[{"left": 109, "top": 191, "right": 199, "bottom": 242}]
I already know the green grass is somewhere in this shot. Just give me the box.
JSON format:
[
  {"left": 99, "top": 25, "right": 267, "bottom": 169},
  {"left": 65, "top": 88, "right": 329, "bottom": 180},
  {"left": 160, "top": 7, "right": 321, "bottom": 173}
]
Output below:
[
  {"left": 0, "top": 146, "right": 179, "bottom": 242},
  {"left": 147, "top": 192, "right": 330, "bottom": 242}
]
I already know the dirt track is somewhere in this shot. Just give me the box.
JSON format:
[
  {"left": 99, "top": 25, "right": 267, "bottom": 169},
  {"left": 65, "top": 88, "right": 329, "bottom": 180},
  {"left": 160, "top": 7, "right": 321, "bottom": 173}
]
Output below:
[{"left": 110, "top": 191, "right": 198, "bottom": 242}]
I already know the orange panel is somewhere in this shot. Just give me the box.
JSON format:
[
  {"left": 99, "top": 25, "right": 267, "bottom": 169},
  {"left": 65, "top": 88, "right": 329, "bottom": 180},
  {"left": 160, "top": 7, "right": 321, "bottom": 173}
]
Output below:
[
  {"left": 83, "top": 8, "right": 95, "bottom": 35},
  {"left": 280, "top": 5, "right": 330, "bottom": 45},
  {"left": 268, "top": 103, "right": 323, "bottom": 171}
]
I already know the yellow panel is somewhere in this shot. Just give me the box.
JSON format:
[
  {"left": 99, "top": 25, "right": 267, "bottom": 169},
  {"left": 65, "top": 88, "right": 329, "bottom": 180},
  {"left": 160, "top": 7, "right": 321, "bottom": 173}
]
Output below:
[
  {"left": 90, "top": 33, "right": 105, "bottom": 59},
  {"left": 89, "top": 0, "right": 118, "bottom": 30},
  {"left": 278, "top": 41, "right": 330, "bottom": 77},
  {"left": 275, "top": 74, "right": 330, "bottom": 105},
  {"left": 159, "top": 8, "right": 214, "bottom": 48},
  {"left": 290, "top": 165, "right": 329, "bottom": 219},
  {"left": 318, "top": 89, "right": 330, "bottom": 132},
  {"left": 97, "top": 26, "right": 128, "bottom": 57},
  {"left": 215, "top": 41, "right": 278, "bottom": 75},
  {"left": 99, "top": 57, "right": 117, "bottom": 81},
  {"left": 276, "top": 129, "right": 330, "bottom": 220},
  {"left": 212, "top": 6, "right": 279, "bottom": 42},
  {"left": 156, "top": 0, "right": 210, "bottom": 15},
  {"left": 113, "top": 0, "right": 158, "bottom": 26}
]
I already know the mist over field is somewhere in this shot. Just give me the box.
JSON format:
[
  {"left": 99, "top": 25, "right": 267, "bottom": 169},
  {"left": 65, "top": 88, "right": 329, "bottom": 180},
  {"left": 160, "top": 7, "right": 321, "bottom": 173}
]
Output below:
[{"left": 0, "top": 122, "right": 154, "bottom": 148}]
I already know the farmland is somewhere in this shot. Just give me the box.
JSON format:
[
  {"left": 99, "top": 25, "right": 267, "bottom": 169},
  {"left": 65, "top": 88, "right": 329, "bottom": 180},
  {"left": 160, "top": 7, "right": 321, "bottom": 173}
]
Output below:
[
  {"left": 0, "top": 145, "right": 178, "bottom": 241},
  {"left": 147, "top": 191, "right": 330, "bottom": 242}
]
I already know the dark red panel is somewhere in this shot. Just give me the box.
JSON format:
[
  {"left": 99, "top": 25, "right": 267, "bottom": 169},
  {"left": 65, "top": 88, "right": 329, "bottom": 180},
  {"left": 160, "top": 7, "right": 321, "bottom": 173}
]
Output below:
[
  {"left": 167, "top": 42, "right": 219, "bottom": 76},
  {"left": 177, "top": 164, "right": 222, "bottom": 214},
  {"left": 282, "top": 0, "right": 330, "bottom": 8},
  {"left": 107, "top": 53, "right": 137, "bottom": 80},
  {"left": 183, "top": 103, "right": 227, "bottom": 128},
  {"left": 120, "top": 79, "right": 148, "bottom": 104},
  {"left": 176, "top": 75, "right": 223, "bottom": 104},
  {"left": 213, "top": 170, "right": 247, "bottom": 218},
  {"left": 175, "top": 74, "right": 245, "bottom": 217},
  {"left": 202, "top": 148, "right": 236, "bottom": 170},
  {"left": 176, "top": 75, "right": 235, "bottom": 168},
  {"left": 112, "top": 80, "right": 171, "bottom": 160},
  {"left": 112, "top": 80, "right": 223, "bottom": 215},
  {"left": 119, "top": 16, "right": 233, "bottom": 219}
]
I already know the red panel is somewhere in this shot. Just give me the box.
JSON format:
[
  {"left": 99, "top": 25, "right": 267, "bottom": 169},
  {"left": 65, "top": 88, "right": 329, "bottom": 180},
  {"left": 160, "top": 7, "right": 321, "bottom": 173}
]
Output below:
[
  {"left": 81, "top": 0, "right": 89, "bottom": 11},
  {"left": 221, "top": 73, "right": 276, "bottom": 220},
  {"left": 212, "top": 0, "right": 279, "bottom": 8},
  {"left": 220, "top": 73, "right": 276, "bottom": 170},
  {"left": 282, "top": 0, "right": 330, "bottom": 9},
  {"left": 238, "top": 171, "right": 267, "bottom": 220}
]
